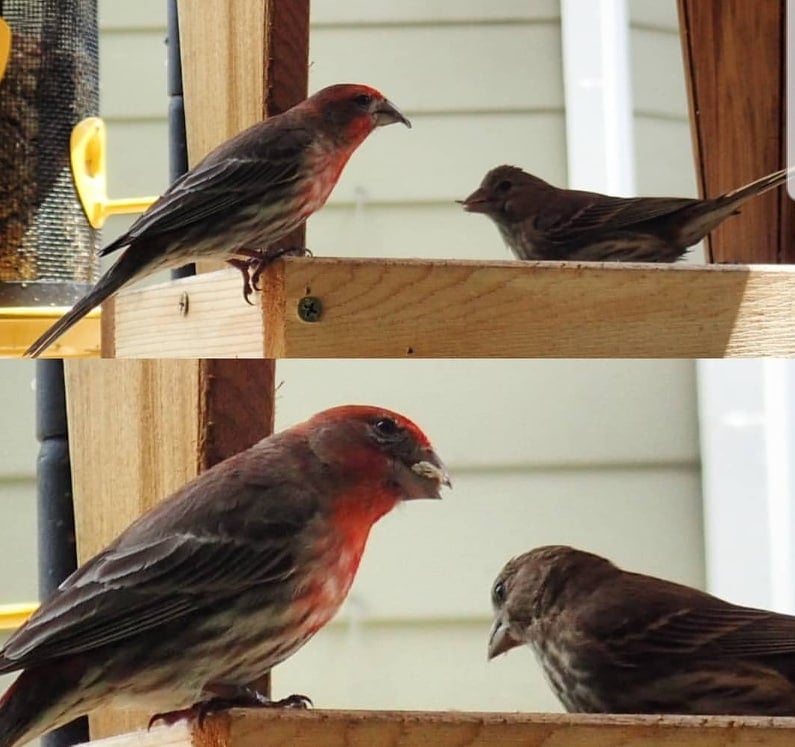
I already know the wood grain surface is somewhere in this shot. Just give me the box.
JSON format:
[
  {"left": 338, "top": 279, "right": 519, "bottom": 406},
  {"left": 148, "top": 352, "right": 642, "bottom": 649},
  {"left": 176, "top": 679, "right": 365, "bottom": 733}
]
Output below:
[
  {"left": 679, "top": 0, "right": 793, "bottom": 263},
  {"left": 110, "top": 258, "right": 795, "bottom": 358},
  {"left": 79, "top": 709, "right": 795, "bottom": 747}
]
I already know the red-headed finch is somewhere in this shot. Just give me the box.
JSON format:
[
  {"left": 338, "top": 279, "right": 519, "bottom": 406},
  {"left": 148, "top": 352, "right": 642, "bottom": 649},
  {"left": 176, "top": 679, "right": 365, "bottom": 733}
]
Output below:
[
  {"left": 25, "top": 84, "right": 411, "bottom": 357},
  {"left": 488, "top": 545, "right": 795, "bottom": 715},
  {"left": 461, "top": 165, "right": 790, "bottom": 262},
  {"left": 0, "top": 405, "right": 448, "bottom": 747}
]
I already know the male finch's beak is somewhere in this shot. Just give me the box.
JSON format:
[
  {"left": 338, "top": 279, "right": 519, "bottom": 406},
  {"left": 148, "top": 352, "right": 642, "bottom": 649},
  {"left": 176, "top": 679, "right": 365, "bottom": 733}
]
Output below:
[
  {"left": 487, "top": 617, "right": 521, "bottom": 660},
  {"left": 374, "top": 99, "right": 411, "bottom": 128},
  {"left": 407, "top": 448, "right": 451, "bottom": 500},
  {"left": 412, "top": 459, "right": 451, "bottom": 489}
]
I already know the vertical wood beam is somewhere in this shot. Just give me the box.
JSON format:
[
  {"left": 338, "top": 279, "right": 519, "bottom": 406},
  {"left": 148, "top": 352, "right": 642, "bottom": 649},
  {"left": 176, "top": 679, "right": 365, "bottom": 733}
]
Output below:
[
  {"left": 178, "top": 0, "right": 310, "bottom": 273},
  {"left": 679, "top": 0, "right": 794, "bottom": 263},
  {"left": 65, "top": 0, "right": 308, "bottom": 739}
]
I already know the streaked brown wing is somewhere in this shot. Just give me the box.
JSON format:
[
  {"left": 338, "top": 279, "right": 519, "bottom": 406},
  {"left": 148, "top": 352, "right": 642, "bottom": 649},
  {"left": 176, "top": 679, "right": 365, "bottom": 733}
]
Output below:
[
  {"left": 0, "top": 529, "right": 298, "bottom": 672},
  {"left": 591, "top": 573, "right": 795, "bottom": 664},
  {"left": 541, "top": 195, "right": 699, "bottom": 242},
  {"left": 99, "top": 126, "right": 310, "bottom": 256},
  {"left": 629, "top": 606, "right": 795, "bottom": 657}
]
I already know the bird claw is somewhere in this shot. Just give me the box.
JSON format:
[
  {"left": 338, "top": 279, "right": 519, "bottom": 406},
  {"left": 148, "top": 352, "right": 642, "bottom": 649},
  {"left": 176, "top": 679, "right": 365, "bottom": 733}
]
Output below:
[
  {"left": 147, "top": 706, "right": 196, "bottom": 731},
  {"left": 249, "top": 246, "right": 312, "bottom": 293},
  {"left": 228, "top": 247, "right": 312, "bottom": 305},
  {"left": 226, "top": 258, "right": 256, "bottom": 305},
  {"left": 147, "top": 691, "right": 312, "bottom": 732},
  {"left": 271, "top": 693, "right": 313, "bottom": 709},
  {"left": 147, "top": 701, "right": 224, "bottom": 731}
]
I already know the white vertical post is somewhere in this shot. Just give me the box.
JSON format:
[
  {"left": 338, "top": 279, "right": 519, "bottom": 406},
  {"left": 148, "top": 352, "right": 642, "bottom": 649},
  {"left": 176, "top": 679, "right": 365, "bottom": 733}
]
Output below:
[
  {"left": 787, "top": 0, "right": 795, "bottom": 198},
  {"left": 560, "top": 0, "right": 636, "bottom": 195},
  {"left": 762, "top": 360, "right": 795, "bottom": 611},
  {"left": 697, "top": 360, "right": 795, "bottom": 613}
]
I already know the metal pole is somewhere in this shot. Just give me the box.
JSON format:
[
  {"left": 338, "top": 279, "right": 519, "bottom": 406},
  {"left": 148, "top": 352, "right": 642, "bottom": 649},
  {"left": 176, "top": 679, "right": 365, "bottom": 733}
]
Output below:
[
  {"left": 36, "top": 360, "right": 89, "bottom": 747},
  {"left": 167, "top": 0, "right": 193, "bottom": 280}
]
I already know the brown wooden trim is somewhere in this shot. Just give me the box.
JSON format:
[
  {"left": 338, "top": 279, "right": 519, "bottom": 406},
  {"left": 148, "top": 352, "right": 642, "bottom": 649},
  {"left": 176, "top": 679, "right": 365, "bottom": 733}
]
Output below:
[{"left": 679, "top": 0, "right": 790, "bottom": 263}]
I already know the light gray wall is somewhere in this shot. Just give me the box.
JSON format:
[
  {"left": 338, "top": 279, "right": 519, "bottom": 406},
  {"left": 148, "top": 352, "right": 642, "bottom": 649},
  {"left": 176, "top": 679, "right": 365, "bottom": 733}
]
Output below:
[
  {"left": 0, "top": 362, "right": 37, "bottom": 607},
  {"left": 629, "top": 0, "right": 703, "bottom": 262},
  {"left": 0, "top": 362, "right": 37, "bottom": 700}
]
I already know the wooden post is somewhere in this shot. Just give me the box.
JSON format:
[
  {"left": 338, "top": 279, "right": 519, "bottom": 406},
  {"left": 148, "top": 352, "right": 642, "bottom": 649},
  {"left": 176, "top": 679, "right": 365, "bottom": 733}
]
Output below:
[
  {"left": 679, "top": 0, "right": 794, "bottom": 264},
  {"left": 65, "top": 0, "right": 309, "bottom": 739}
]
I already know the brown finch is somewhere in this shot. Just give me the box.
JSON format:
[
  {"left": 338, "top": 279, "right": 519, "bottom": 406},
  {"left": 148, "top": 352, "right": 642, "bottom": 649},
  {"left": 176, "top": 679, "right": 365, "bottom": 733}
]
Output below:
[
  {"left": 0, "top": 405, "right": 449, "bottom": 747},
  {"left": 461, "top": 164, "right": 790, "bottom": 262},
  {"left": 25, "top": 84, "right": 410, "bottom": 358},
  {"left": 489, "top": 545, "right": 795, "bottom": 715}
]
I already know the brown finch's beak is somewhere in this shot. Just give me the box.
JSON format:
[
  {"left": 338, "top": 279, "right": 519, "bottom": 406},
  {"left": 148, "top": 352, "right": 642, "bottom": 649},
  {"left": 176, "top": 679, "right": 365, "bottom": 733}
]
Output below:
[
  {"left": 373, "top": 98, "right": 411, "bottom": 128},
  {"left": 457, "top": 187, "right": 490, "bottom": 213},
  {"left": 487, "top": 617, "right": 521, "bottom": 660}
]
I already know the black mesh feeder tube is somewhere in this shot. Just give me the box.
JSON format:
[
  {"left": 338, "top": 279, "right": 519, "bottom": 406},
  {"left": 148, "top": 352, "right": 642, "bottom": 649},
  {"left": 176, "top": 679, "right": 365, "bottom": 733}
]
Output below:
[{"left": 0, "top": 0, "right": 99, "bottom": 308}]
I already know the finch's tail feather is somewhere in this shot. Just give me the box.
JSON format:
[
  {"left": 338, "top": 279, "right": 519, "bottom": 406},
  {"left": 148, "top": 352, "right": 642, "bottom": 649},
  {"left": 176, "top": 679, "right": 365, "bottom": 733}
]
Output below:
[
  {"left": 24, "top": 247, "right": 156, "bottom": 358},
  {"left": 682, "top": 166, "right": 793, "bottom": 247},
  {"left": 722, "top": 166, "right": 793, "bottom": 207},
  {"left": 0, "top": 665, "right": 85, "bottom": 747},
  {"left": 23, "top": 276, "right": 123, "bottom": 358},
  {"left": 0, "top": 671, "right": 41, "bottom": 747}
]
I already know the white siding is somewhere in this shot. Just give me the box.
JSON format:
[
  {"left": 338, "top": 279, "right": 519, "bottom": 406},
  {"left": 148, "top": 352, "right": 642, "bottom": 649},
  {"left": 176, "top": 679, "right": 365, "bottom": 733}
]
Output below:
[
  {"left": 0, "top": 361, "right": 38, "bottom": 609},
  {"left": 628, "top": 0, "right": 703, "bottom": 266},
  {"left": 0, "top": 362, "right": 38, "bottom": 703}
]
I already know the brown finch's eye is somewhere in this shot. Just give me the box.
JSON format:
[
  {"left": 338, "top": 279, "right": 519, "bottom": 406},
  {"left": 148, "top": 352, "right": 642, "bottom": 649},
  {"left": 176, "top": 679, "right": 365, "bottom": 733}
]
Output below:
[
  {"left": 353, "top": 93, "right": 373, "bottom": 108},
  {"left": 496, "top": 180, "right": 512, "bottom": 193},
  {"left": 374, "top": 418, "right": 400, "bottom": 438},
  {"left": 492, "top": 580, "right": 506, "bottom": 606}
]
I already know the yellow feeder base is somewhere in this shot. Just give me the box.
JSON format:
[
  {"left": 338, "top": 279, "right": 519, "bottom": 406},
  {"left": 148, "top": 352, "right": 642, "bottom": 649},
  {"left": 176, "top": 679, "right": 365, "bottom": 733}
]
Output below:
[
  {"left": 0, "top": 308, "right": 100, "bottom": 358},
  {"left": 0, "top": 603, "right": 36, "bottom": 632}
]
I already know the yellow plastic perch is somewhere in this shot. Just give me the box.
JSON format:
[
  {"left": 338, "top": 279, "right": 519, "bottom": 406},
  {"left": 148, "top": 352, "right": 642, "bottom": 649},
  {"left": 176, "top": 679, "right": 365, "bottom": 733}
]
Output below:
[
  {"left": 0, "top": 18, "right": 10, "bottom": 84},
  {"left": 70, "top": 117, "right": 157, "bottom": 229}
]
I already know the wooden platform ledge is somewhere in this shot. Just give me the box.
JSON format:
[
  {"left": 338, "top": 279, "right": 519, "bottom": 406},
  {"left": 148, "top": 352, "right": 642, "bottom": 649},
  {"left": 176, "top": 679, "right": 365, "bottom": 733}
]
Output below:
[
  {"left": 110, "top": 258, "right": 795, "bottom": 358},
  {"left": 80, "top": 709, "right": 795, "bottom": 747}
]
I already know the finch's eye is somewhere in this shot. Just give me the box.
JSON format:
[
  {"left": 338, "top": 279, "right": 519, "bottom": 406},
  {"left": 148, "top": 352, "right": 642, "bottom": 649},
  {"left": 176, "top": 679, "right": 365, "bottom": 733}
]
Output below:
[
  {"left": 374, "top": 417, "right": 400, "bottom": 437},
  {"left": 492, "top": 580, "right": 506, "bottom": 606},
  {"left": 496, "top": 180, "right": 512, "bottom": 193},
  {"left": 353, "top": 93, "right": 373, "bottom": 108}
]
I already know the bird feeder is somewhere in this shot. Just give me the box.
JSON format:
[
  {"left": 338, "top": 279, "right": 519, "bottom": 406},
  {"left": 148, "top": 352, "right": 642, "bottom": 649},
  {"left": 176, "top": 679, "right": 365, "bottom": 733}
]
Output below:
[{"left": 0, "top": 0, "right": 101, "bottom": 356}]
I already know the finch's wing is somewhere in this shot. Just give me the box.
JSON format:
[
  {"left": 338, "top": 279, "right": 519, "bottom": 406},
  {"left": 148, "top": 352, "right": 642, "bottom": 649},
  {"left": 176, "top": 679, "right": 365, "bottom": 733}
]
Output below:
[
  {"left": 0, "top": 490, "right": 313, "bottom": 671},
  {"left": 99, "top": 125, "right": 311, "bottom": 256},
  {"left": 592, "top": 574, "right": 795, "bottom": 663},
  {"left": 538, "top": 195, "right": 699, "bottom": 242},
  {"left": 621, "top": 606, "right": 795, "bottom": 657}
]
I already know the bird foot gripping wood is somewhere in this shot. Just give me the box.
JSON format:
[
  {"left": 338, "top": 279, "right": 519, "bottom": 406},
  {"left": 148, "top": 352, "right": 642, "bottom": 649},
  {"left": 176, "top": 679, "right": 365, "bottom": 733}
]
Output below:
[
  {"left": 249, "top": 246, "right": 312, "bottom": 299},
  {"left": 227, "top": 247, "right": 313, "bottom": 305},
  {"left": 148, "top": 689, "right": 313, "bottom": 730}
]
